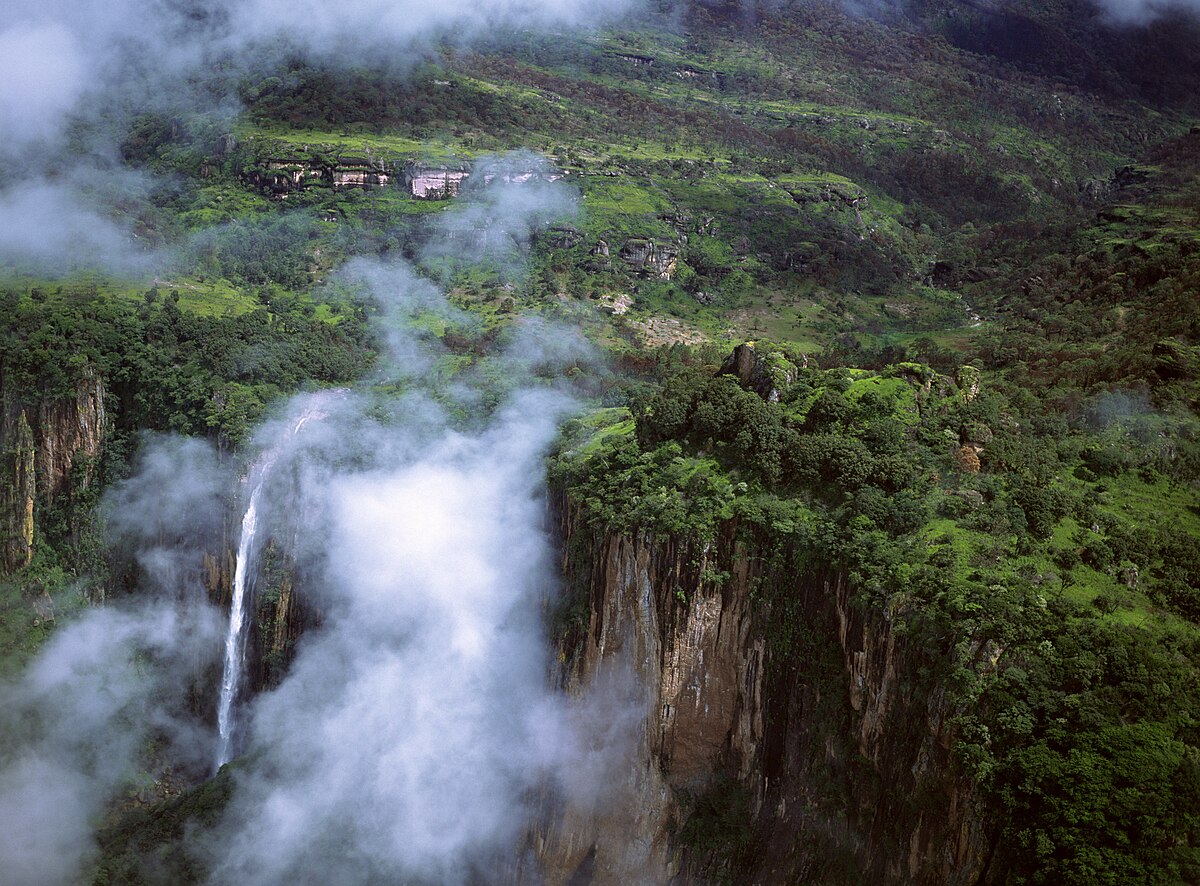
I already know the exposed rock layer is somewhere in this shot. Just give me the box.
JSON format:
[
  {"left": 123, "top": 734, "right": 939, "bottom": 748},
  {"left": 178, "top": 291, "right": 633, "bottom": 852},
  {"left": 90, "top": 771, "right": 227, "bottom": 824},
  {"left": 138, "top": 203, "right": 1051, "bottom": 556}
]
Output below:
[
  {"left": 0, "top": 368, "right": 106, "bottom": 573},
  {"left": 534, "top": 490, "right": 994, "bottom": 884}
]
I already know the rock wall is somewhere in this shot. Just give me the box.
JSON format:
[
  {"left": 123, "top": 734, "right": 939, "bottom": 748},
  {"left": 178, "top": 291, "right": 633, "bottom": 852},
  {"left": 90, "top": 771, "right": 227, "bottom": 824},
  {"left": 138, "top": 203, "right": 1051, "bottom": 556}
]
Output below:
[
  {"left": 248, "top": 541, "right": 321, "bottom": 692},
  {"left": 244, "top": 144, "right": 571, "bottom": 202},
  {"left": 249, "top": 155, "right": 398, "bottom": 197},
  {"left": 618, "top": 239, "right": 679, "bottom": 279},
  {"left": 0, "top": 367, "right": 106, "bottom": 573},
  {"left": 406, "top": 163, "right": 470, "bottom": 199},
  {"left": 31, "top": 366, "right": 106, "bottom": 505},
  {"left": 536, "top": 490, "right": 995, "bottom": 885},
  {"left": 1, "top": 412, "right": 36, "bottom": 572},
  {"left": 534, "top": 504, "right": 763, "bottom": 884},
  {"left": 203, "top": 531, "right": 319, "bottom": 696}
]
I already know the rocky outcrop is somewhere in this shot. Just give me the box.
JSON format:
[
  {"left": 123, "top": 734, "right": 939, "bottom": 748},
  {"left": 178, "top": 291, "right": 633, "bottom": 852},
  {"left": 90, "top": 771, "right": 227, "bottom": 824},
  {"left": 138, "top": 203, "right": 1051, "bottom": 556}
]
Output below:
[
  {"left": 536, "top": 508, "right": 760, "bottom": 884},
  {"left": 32, "top": 366, "right": 106, "bottom": 505},
  {"left": 618, "top": 239, "right": 678, "bottom": 279},
  {"left": 607, "top": 52, "right": 656, "bottom": 67},
  {"left": 250, "top": 550, "right": 314, "bottom": 692},
  {"left": 590, "top": 239, "right": 612, "bottom": 270},
  {"left": 719, "top": 342, "right": 803, "bottom": 402},
  {"left": 406, "top": 163, "right": 470, "bottom": 199},
  {"left": 245, "top": 144, "right": 566, "bottom": 201},
  {"left": 250, "top": 154, "right": 398, "bottom": 197},
  {"left": 535, "top": 492, "right": 995, "bottom": 884},
  {"left": 784, "top": 180, "right": 868, "bottom": 211},
  {"left": 544, "top": 226, "right": 582, "bottom": 249},
  {"left": 956, "top": 366, "right": 981, "bottom": 403}
]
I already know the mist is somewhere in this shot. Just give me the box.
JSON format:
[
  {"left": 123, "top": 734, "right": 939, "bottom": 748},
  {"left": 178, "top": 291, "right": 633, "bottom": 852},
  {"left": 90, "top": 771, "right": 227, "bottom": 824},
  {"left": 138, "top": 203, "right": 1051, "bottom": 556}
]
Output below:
[
  {"left": 0, "top": 0, "right": 633, "bottom": 274},
  {"left": 0, "top": 179, "right": 159, "bottom": 275},
  {"left": 0, "top": 161, "right": 636, "bottom": 883},
  {"left": 206, "top": 391, "right": 578, "bottom": 884},
  {"left": 0, "top": 606, "right": 221, "bottom": 886},
  {"left": 0, "top": 432, "right": 231, "bottom": 878},
  {"left": 1093, "top": 0, "right": 1200, "bottom": 23},
  {"left": 421, "top": 153, "right": 580, "bottom": 274},
  {"left": 0, "top": 433, "right": 229, "bottom": 886},
  {"left": 195, "top": 167, "right": 623, "bottom": 884}
]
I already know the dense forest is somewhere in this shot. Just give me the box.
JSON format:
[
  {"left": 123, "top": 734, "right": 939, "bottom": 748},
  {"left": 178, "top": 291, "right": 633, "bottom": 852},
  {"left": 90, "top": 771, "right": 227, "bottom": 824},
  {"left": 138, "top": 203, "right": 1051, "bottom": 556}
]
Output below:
[{"left": 1, "top": 0, "right": 1199, "bottom": 883}]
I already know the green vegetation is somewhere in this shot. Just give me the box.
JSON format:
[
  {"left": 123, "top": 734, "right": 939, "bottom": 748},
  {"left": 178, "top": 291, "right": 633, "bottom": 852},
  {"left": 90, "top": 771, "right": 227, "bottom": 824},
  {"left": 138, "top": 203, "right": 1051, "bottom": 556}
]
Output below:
[
  {"left": 551, "top": 342, "right": 1200, "bottom": 883},
  {"left": 1, "top": 1, "right": 1199, "bottom": 882},
  {"left": 93, "top": 764, "right": 236, "bottom": 885},
  {"left": 0, "top": 280, "right": 372, "bottom": 444}
]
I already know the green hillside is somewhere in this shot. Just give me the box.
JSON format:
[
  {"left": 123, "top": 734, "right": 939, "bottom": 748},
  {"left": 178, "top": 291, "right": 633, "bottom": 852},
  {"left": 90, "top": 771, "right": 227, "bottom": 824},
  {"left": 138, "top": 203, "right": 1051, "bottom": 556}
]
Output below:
[{"left": 2, "top": 2, "right": 1200, "bottom": 883}]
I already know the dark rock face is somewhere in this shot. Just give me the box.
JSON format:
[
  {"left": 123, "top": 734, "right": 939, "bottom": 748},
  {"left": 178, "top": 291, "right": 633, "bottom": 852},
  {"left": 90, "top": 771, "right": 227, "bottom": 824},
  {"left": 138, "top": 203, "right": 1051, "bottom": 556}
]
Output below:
[
  {"left": 204, "top": 530, "right": 321, "bottom": 697},
  {"left": 32, "top": 367, "right": 106, "bottom": 505},
  {"left": 0, "top": 412, "right": 35, "bottom": 572}
]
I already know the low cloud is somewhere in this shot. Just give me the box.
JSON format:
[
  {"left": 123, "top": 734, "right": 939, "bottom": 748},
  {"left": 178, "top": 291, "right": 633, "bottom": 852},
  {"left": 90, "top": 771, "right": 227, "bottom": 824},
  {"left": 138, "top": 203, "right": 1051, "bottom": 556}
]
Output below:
[
  {"left": 1093, "top": 0, "right": 1200, "bottom": 23},
  {"left": 187, "top": 165, "right": 628, "bottom": 883},
  {"left": 421, "top": 152, "right": 580, "bottom": 275},
  {"left": 0, "top": 605, "right": 221, "bottom": 886},
  {"left": 0, "top": 0, "right": 629, "bottom": 273},
  {"left": 0, "top": 23, "right": 87, "bottom": 154},
  {"left": 0, "top": 179, "right": 159, "bottom": 276}
]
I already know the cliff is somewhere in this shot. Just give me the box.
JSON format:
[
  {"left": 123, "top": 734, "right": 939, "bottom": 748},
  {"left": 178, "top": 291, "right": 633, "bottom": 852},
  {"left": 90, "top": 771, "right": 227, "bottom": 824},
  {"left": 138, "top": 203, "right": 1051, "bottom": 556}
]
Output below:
[
  {"left": 241, "top": 141, "right": 566, "bottom": 202},
  {"left": 31, "top": 366, "right": 106, "bottom": 506},
  {"left": 203, "top": 532, "right": 319, "bottom": 696},
  {"left": 0, "top": 412, "right": 36, "bottom": 572},
  {"left": 0, "top": 367, "right": 106, "bottom": 574},
  {"left": 248, "top": 155, "right": 398, "bottom": 197},
  {"left": 535, "top": 490, "right": 995, "bottom": 885},
  {"left": 247, "top": 539, "right": 321, "bottom": 692},
  {"left": 618, "top": 239, "right": 679, "bottom": 280}
]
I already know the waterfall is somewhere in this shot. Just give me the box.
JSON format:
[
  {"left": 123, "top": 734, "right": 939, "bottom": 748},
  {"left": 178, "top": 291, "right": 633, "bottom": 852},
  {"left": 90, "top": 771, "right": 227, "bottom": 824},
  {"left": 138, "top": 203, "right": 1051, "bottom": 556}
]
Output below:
[
  {"left": 214, "top": 393, "right": 339, "bottom": 771},
  {"left": 214, "top": 455, "right": 273, "bottom": 771}
]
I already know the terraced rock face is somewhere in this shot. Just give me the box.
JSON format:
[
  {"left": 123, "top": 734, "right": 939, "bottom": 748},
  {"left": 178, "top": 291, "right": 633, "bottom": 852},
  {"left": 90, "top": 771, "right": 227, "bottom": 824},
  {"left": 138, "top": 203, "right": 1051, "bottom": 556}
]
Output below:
[{"left": 406, "top": 165, "right": 470, "bottom": 198}]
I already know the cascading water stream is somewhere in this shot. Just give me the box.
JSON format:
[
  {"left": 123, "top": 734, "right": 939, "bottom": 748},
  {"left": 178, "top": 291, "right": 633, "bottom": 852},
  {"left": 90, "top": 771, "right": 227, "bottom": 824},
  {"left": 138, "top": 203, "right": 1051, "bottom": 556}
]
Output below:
[
  {"left": 214, "top": 394, "right": 339, "bottom": 771},
  {"left": 214, "top": 454, "right": 275, "bottom": 771}
]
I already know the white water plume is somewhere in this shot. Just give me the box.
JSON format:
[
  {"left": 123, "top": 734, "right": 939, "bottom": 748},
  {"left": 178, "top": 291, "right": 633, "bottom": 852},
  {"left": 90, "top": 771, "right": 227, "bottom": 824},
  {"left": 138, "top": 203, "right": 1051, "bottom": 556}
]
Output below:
[
  {"left": 215, "top": 391, "right": 344, "bottom": 771},
  {"left": 0, "top": 159, "right": 635, "bottom": 885},
  {"left": 213, "top": 467, "right": 265, "bottom": 771},
  {"left": 192, "top": 241, "right": 641, "bottom": 884}
]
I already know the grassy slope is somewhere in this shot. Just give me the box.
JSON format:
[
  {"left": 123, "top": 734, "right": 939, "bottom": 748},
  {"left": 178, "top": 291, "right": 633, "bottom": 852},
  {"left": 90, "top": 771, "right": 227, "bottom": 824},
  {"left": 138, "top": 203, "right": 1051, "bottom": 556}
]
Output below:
[{"left": 64, "top": 3, "right": 1178, "bottom": 347}]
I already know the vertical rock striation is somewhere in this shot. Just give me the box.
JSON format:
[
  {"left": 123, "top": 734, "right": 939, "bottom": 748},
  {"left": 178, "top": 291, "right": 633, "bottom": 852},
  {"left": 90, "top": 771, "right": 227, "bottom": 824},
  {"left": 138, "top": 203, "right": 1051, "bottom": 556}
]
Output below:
[
  {"left": 0, "top": 366, "right": 106, "bottom": 574},
  {"left": 1, "top": 412, "right": 36, "bottom": 572},
  {"left": 33, "top": 365, "right": 106, "bottom": 506},
  {"left": 537, "top": 490, "right": 994, "bottom": 885}
]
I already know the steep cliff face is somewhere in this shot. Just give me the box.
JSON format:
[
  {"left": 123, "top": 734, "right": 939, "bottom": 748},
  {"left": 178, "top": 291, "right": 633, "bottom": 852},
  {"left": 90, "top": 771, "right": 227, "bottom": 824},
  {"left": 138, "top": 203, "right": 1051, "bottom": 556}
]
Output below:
[
  {"left": 407, "top": 163, "right": 471, "bottom": 199},
  {"left": 537, "top": 491, "right": 994, "bottom": 885},
  {"left": 203, "top": 534, "right": 319, "bottom": 696},
  {"left": 247, "top": 539, "right": 321, "bottom": 692},
  {"left": 1, "top": 412, "right": 36, "bottom": 572},
  {"left": 535, "top": 504, "right": 763, "bottom": 884},
  {"left": 0, "top": 367, "right": 106, "bottom": 574},
  {"left": 247, "top": 154, "right": 399, "bottom": 197},
  {"left": 32, "top": 367, "right": 106, "bottom": 506}
]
